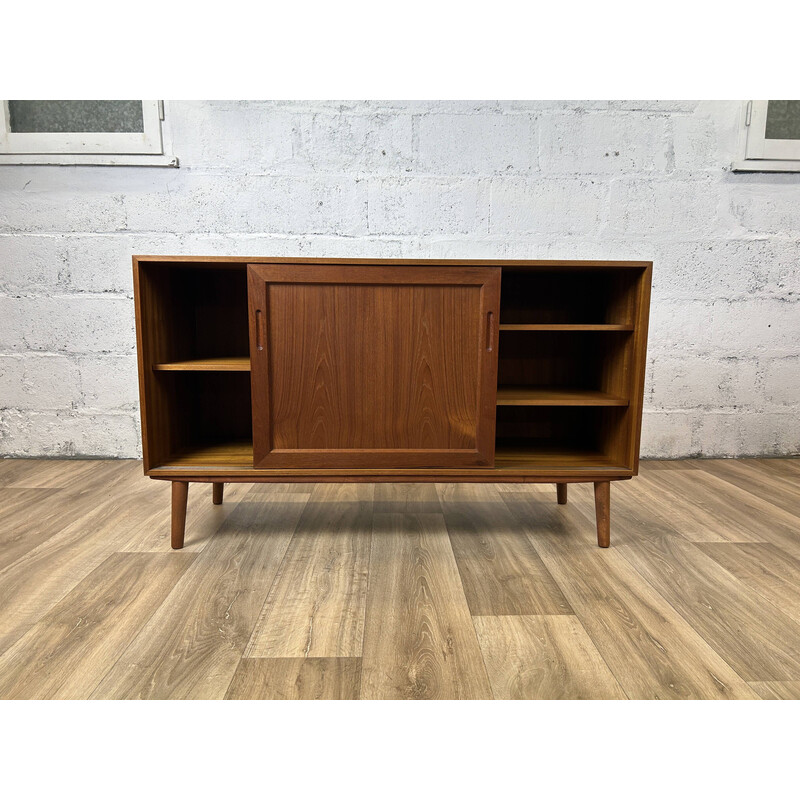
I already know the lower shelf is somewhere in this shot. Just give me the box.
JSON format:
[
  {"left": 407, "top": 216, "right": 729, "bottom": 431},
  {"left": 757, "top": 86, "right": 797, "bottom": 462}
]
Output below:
[
  {"left": 164, "top": 440, "right": 254, "bottom": 467},
  {"left": 154, "top": 439, "right": 626, "bottom": 473},
  {"left": 493, "top": 442, "right": 622, "bottom": 469}
]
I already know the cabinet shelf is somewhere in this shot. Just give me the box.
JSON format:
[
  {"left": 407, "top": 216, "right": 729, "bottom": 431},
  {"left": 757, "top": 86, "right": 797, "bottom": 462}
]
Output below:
[
  {"left": 161, "top": 439, "right": 254, "bottom": 467},
  {"left": 155, "top": 438, "right": 627, "bottom": 473},
  {"left": 496, "top": 387, "right": 629, "bottom": 407},
  {"left": 153, "top": 357, "right": 251, "bottom": 372},
  {"left": 494, "top": 442, "right": 624, "bottom": 470},
  {"left": 498, "top": 324, "right": 634, "bottom": 332}
]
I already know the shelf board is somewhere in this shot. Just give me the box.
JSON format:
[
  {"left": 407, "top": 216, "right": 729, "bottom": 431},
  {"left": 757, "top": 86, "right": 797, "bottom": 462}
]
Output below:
[
  {"left": 498, "top": 323, "right": 634, "bottom": 332},
  {"left": 494, "top": 442, "right": 624, "bottom": 470},
  {"left": 153, "top": 357, "right": 251, "bottom": 372},
  {"left": 496, "top": 387, "right": 629, "bottom": 407},
  {"left": 160, "top": 440, "right": 254, "bottom": 467},
  {"left": 152, "top": 438, "right": 629, "bottom": 475}
]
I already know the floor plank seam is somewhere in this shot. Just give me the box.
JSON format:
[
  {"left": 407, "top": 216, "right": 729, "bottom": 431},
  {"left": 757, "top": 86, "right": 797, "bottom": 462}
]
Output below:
[
  {"left": 610, "top": 537, "right": 777, "bottom": 690},
  {"left": 4, "top": 460, "right": 800, "bottom": 699},
  {"left": 695, "top": 545, "right": 800, "bottom": 628},
  {"left": 356, "top": 517, "right": 374, "bottom": 700},
  {"left": 494, "top": 491, "right": 631, "bottom": 698},
  {"left": 498, "top": 489, "right": 732, "bottom": 699},
  {"left": 86, "top": 552, "right": 201, "bottom": 700}
]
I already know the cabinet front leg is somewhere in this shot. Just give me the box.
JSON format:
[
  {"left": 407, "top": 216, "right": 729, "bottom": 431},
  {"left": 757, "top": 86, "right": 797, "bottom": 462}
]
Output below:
[
  {"left": 594, "top": 481, "right": 610, "bottom": 548},
  {"left": 556, "top": 483, "right": 568, "bottom": 504},
  {"left": 171, "top": 481, "right": 189, "bottom": 550},
  {"left": 212, "top": 482, "right": 224, "bottom": 505}
]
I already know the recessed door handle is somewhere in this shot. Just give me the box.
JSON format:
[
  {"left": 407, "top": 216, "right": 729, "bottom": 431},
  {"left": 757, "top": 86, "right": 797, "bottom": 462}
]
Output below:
[
  {"left": 256, "top": 309, "right": 264, "bottom": 351},
  {"left": 486, "top": 311, "right": 495, "bottom": 352}
]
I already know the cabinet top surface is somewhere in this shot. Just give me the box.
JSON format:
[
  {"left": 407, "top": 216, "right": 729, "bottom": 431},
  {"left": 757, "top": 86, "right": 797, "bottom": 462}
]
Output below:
[{"left": 133, "top": 255, "right": 652, "bottom": 268}]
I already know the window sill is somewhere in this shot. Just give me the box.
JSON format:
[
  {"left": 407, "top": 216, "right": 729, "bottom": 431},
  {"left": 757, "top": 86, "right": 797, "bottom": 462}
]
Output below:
[
  {"left": 731, "top": 159, "right": 800, "bottom": 173},
  {"left": 0, "top": 153, "right": 178, "bottom": 167}
]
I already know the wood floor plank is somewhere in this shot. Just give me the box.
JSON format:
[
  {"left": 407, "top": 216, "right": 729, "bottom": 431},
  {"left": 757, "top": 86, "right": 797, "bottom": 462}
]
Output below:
[
  {"left": 473, "top": 615, "right": 626, "bottom": 699},
  {"left": 374, "top": 482, "right": 441, "bottom": 513},
  {"left": 749, "top": 681, "right": 800, "bottom": 700},
  {"left": 118, "top": 479, "right": 254, "bottom": 553},
  {"left": 753, "top": 457, "right": 800, "bottom": 476},
  {"left": 501, "top": 494, "right": 759, "bottom": 698},
  {"left": 635, "top": 468, "right": 800, "bottom": 552},
  {"left": 638, "top": 459, "right": 701, "bottom": 473},
  {"left": 753, "top": 458, "right": 800, "bottom": 478},
  {"left": 696, "top": 459, "right": 800, "bottom": 519},
  {"left": 0, "top": 471, "right": 174, "bottom": 655},
  {"left": 615, "top": 532, "right": 800, "bottom": 681},
  {"left": 1, "top": 457, "right": 797, "bottom": 700},
  {"left": 695, "top": 543, "right": 800, "bottom": 624},
  {"left": 0, "top": 552, "right": 194, "bottom": 699},
  {"left": 244, "top": 484, "right": 372, "bottom": 658},
  {"left": 360, "top": 513, "right": 492, "bottom": 700},
  {"left": 246, "top": 482, "right": 315, "bottom": 496},
  {"left": 2, "top": 458, "right": 130, "bottom": 490},
  {"left": 0, "top": 488, "right": 62, "bottom": 570},
  {"left": 438, "top": 483, "right": 572, "bottom": 616},
  {"left": 0, "top": 461, "right": 145, "bottom": 571},
  {"left": 625, "top": 471, "right": 759, "bottom": 544},
  {"left": 0, "top": 458, "right": 79, "bottom": 488},
  {"left": 90, "top": 494, "right": 307, "bottom": 699},
  {"left": 562, "top": 477, "right": 703, "bottom": 548},
  {"left": 225, "top": 657, "right": 361, "bottom": 700}
]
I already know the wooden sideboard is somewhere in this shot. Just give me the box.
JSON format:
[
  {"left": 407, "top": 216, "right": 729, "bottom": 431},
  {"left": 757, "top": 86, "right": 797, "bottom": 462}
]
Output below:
[{"left": 133, "top": 257, "right": 652, "bottom": 549}]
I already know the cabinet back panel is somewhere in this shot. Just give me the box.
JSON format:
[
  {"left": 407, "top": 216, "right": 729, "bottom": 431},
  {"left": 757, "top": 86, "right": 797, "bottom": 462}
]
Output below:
[
  {"left": 499, "top": 269, "right": 641, "bottom": 325},
  {"left": 190, "top": 270, "right": 249, "bottom": 359},
  {"left": 497, "top": 330, "right": 634, "bottom": 399},
  {"left": 495, "top": 406, "right": 630, "bottom": 467}
]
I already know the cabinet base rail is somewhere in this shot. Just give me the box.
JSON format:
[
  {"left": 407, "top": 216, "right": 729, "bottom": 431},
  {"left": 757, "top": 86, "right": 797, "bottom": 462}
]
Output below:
[{"left": 166, "top": 478, "right": 613, "bottom": 550}]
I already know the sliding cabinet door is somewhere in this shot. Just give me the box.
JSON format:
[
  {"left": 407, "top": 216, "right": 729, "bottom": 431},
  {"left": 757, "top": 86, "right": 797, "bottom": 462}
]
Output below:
[{"left": 248, "top": 264, "right": 500, "bottom": 468}]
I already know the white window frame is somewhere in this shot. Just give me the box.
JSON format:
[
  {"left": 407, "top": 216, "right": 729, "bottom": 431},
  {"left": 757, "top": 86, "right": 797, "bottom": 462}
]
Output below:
[
  {"left": 733, "top": 100, "right": 800, "bottom": 172},
  {"left": 0, "top": 100, "right": 177, "bottom": 166}
]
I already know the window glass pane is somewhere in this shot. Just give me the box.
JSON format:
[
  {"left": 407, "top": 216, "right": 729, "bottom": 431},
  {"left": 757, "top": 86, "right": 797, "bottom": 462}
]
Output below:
[
  {"left": 8, "top": 101, "right": 144, "bottom": 133},
  {"left": 765, "top": 100, "right": 800, "bottom": 140}
]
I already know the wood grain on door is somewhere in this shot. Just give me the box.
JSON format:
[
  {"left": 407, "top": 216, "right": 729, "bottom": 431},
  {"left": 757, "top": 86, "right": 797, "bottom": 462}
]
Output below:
[{"left": 248, "top": 264, "right": 501, "bottom": 469}]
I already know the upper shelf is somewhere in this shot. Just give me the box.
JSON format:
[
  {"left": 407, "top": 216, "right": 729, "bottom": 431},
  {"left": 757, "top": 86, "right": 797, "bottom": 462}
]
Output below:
[
  {"left": 499, "top": 323, "right": 634, "bottom": 332},
  {"left": 496, "top": 387, "right": 629, "bottom": 406},
  {"left": 153, "top": 357, "right": 251, "bottom": 372}
]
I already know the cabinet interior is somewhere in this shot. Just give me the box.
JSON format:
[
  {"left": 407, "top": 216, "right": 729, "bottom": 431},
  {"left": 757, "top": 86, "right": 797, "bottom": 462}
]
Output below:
[
  {"left": 137, "top": 261, "right": 253, "bottom": 467},
  {"left": 494, "top": 265, "right": 646, "bottom": 470},
  {"left": 138, "top": 260, "right": 647, "bottom": 472}
]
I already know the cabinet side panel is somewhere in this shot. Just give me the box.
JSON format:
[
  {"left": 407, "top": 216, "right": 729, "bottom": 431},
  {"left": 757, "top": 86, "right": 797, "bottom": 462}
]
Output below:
[
  {"left": 134, "top": 261, "right": 183, "bottom": 470},
  {"left": 628, "top": 264, "right": 652, "bottom": 473}
]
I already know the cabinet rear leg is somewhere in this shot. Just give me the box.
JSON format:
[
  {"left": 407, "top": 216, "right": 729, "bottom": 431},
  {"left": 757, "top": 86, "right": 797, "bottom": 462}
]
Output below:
[
  {"left": 556, "top": 483, "right": 568, "bottom": 504},
  {"left": 212, "top": 482, "right": 224, "bottom": 505},
  {"left": 171, "top": 481, "right": 189, "bottom": 550},
  {"left": 594, "top": 481, "right": 610, "bottom": 548}
]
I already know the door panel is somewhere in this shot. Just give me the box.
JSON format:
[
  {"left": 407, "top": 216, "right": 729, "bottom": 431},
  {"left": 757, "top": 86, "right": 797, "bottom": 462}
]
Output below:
[{"left": 248, "top": 264, "right": 500, "bottom": 468}]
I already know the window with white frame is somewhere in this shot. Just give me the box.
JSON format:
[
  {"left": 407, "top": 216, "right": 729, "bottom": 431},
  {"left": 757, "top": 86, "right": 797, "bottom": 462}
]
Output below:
[
  {"left": 734, "top": 100, "right": 800, "bottom": 172},
  {"left": 0, "top": 100, "right": 177, "bottom": 166}
]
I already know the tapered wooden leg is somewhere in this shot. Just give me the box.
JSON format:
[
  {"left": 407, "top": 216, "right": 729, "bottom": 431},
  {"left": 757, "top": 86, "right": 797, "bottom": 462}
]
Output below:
[
  {"left": 171, "top": 481, "right": 189, "bottom": 550},
  {"left": 212, "top": 482, "right": 224, "bottom": 505},
  {"left": 556, "top": 483, "right": 568, "bottom": 505},
  {"left": 594, "top": 481, "right": 610, "bottom": 548}
]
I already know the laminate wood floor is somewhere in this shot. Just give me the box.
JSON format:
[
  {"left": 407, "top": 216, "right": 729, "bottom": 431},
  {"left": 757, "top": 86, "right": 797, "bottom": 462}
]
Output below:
[{"left": 1, "top": 458, "right": 799, "bottom": 700}]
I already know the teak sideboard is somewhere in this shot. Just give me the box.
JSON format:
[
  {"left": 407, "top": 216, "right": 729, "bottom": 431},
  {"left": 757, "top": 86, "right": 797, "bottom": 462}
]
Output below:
[{"left": 133, "top": 257, "right": 652, "bottom": 549}]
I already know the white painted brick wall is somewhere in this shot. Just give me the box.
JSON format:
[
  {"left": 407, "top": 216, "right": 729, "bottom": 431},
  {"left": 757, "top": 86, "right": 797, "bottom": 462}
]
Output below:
[{"left": 0, "top": 99, "right": 798, "bottom": 458}]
